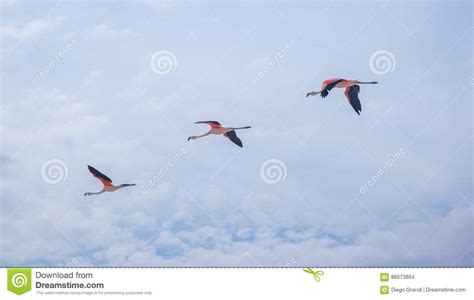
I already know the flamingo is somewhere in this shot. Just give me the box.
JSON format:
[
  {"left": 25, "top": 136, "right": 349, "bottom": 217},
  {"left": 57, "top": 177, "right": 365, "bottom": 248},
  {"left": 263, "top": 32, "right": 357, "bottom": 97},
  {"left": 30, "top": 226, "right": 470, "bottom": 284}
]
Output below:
[
  {"left": 187, "top": 121, "right": 251, "bottom": 148},
  {"left": 306, "top": 78, "right": 378, "bottom": 115},
  {"left": 84, "top": 165, "right": 135, "bottom": 196}
]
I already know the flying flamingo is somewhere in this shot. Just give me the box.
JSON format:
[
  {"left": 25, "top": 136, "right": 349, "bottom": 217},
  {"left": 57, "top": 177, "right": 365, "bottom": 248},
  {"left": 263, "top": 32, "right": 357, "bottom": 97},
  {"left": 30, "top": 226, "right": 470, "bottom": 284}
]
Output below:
[
  {"left": 84, "top": 165, "right": 135, "bottom": 196},
  {"left": 188, "top": 121, "right": 251, "bottom": 148},
  {"left": 306, "top": 78, "right": 378, "bottom": 115}
]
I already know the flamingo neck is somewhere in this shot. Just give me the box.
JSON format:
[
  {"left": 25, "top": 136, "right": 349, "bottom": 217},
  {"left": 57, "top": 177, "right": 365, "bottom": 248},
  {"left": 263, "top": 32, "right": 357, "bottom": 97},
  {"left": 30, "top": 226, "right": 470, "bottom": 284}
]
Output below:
[
  {"left": 232, "top": 126, "right": 251, "bottom": 130},
  {"left": 87, "top": 190, "right": 105, "bottom": 195}
]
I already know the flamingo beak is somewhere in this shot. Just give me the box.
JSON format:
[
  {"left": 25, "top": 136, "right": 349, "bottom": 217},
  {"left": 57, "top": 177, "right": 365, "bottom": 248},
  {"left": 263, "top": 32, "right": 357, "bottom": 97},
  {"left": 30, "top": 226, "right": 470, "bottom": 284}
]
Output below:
[
  {"left": 187, "top": 137, "right": 191, "bottom": 141},
  {"left": 84, "top": 193, "right": 87, "bottom": 196}
]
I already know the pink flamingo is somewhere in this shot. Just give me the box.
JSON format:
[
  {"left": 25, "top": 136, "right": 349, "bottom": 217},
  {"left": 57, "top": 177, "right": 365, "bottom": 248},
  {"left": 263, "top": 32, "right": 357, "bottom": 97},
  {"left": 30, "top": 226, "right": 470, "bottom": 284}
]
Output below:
[
  {"left": 188, "top": 121, "right": 251, "bottom": 148},
  {"left": 84, "top": 165, "right": 135, "bottom": 196},
  {"left": 306, "top": 78, "right": 378, "bottom": 115}
]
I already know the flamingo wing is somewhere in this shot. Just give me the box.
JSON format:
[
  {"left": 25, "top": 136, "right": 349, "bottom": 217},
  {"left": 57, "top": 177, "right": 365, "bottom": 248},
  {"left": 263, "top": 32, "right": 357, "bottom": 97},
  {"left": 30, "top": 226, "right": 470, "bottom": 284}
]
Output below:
[
  {"left": 195, "top": 121, "right": 222, "bottom": 128},
  {"left": 224, "top": 130, "right": 243, "bottom": 148},
  {"left": 321, "top": 78, "right": 344, "bottom": 98},
  {"left": 344, "top": 85, "right": 362, "bottom": 115},
  {"left": 321, "top": 78, "right": 340, "bottom": 87},
  {"left": 87, "top": 165, "right": 113, "bottom": 186}
]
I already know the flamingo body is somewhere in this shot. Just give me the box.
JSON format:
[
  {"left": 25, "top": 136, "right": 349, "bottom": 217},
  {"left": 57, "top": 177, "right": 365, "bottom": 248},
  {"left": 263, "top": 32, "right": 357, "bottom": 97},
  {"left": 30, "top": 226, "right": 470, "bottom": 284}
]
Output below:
[
  {"left": 84, "top": 165, "right": 135, "bottom": 196},
  {"left": 306, "top": 78, "right": 377, "bottom": 115},
  {"left": 188, "top": 121, "right": 251, "bottom": 148}
]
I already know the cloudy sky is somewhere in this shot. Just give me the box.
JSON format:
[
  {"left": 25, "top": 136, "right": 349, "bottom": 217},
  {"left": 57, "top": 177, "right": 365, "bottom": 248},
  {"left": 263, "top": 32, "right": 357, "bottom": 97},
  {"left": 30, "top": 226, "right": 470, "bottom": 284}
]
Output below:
[{"left": 0, "top": 0, "right": 472, "bottom": 267}]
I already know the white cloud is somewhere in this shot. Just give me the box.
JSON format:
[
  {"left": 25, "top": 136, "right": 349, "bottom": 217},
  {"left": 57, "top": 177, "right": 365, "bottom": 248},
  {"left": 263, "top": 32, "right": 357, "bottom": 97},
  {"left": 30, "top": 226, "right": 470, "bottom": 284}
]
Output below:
[
  {"left": 81, "top": 69, "right": 104, "bottom": 88},
  {"left": 89, "top": 24, "right": 133, "bottom": 37},
  {"left": 1, "top": 0, "right": 17, "bottom": 5},
  {"left": 1, "top": 16, "right": 64, "bottom": 41}
]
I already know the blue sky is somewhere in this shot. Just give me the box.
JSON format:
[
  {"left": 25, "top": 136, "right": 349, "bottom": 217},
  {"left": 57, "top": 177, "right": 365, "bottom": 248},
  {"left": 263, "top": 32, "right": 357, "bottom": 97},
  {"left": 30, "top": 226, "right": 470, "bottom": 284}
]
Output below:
[{"left": 0, "top": 0, "right": 472, "bottom": 267}]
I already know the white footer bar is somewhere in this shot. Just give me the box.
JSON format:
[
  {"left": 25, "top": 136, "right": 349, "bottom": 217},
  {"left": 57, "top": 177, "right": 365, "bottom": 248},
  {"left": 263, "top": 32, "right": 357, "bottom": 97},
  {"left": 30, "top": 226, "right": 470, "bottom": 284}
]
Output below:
[{"left": 1, "top": 268, "right": 472, "bottom": 299}]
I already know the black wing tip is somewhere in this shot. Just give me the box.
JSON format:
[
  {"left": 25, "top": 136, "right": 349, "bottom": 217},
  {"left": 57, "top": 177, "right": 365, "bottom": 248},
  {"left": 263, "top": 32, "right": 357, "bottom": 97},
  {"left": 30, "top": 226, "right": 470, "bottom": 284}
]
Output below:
[
  {"left": 350, "top": 105, "right": 361, "bottom": 116},
  {"left": 87, "top": 165, "right": 99, "bottom": 173},
  {"left": 226, "top": 130, "right": 244, "bottom": 148},
  {"left": 87, "top": 165, "right": 112, "bottom": 182}
]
